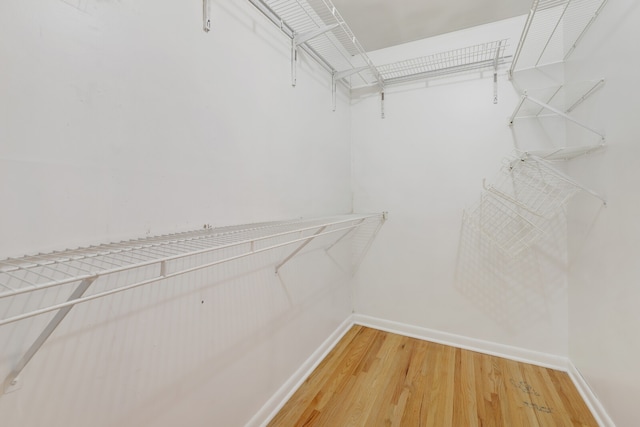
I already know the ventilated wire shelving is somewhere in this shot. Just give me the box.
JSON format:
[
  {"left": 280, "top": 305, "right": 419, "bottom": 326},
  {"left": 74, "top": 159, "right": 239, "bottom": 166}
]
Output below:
[
  {"left": 510, "top": 0, "right": 609, "bottom": 74},
  {"left": 247, "top": 0, "right": 383, "bottom": 90},
  {"left": 378, "top": 40, "right": 510, "bottom": 86},
  {"left": 464, "top": 154, "right": 604, "bottom": 256},
  {"left": 0, "top": 213, "right": 386, "bottom": 393},
  {"left": 245, "top": 0, "right": 512, "bottom": 109},
  {"left": 509, "top": 79, "right": 606, "bottom": 158}
]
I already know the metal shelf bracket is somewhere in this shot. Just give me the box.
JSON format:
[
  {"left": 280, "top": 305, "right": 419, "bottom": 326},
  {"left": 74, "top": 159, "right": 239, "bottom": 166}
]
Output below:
[
  {"left": 203, "top": 0, "right": 211, "bottom": 32},
  {"left": 509, "top": 93, "right": 605, "bottom": 140},
  {"left": 3, "top": 277, "right": 97, "bottom": 394}
]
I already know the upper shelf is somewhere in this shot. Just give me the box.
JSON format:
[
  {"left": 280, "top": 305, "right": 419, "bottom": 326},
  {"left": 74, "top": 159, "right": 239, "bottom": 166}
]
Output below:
[
  {"left": 510, "top": 0, "right": 609, "bottom": 74},
  {"left": 377, "top": 40, "right": 510, "bottom": 87},
  {"left": 248, "top": 0, "right": 383, "bottom": 89},
  {"left": 248, "top": 0, "right": 512, "bottom": 90}
]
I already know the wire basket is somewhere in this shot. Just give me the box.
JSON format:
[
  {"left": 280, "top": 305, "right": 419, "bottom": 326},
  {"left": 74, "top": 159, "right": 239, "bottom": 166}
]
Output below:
[
  {"left": 484, "top": 155, "right": 582, "bottom": 219},
  {"left": 463, "top": 192, "right": 545, "bottom": 256}
]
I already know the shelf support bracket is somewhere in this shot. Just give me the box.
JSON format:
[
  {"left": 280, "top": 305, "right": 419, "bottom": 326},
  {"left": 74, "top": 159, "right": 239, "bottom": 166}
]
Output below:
[
  {"left": 275, "top": 226, "right": 327, "bottom": 274},
  {"left": 294, "top": 24, "right": 340, "bottom": 47},
  {"left": 291, "top": 37, "right": 297, "bottom": 87},
  {"left": 203, "top": 0, "right": 211, "bottom": 33},
  {"left": 381, "top": 91, "right": 385, "bottom": 119},
  {"left": 524, "top": 95, "right": 605, "bottom": 139},
  {"left": 493, "top": 40, "right": 502, "bottom": 104},
  {"left": 326, "top": 218, "right": 366, "bottom": 251},
  {"left": 332, "top": 67, "right": 369, "bottom": 111},
  {"left": 3, "top": 277, "right": 97, "bottom": 394},
  {"left": 351, "top": 213, "right": 387, "bottom": 277},
  {"left": 566, "top": 79, "right": 605, "bottom": 113}
]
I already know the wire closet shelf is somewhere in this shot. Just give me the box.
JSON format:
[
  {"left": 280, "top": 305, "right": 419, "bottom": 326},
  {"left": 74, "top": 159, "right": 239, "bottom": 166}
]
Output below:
[
  {"left": 510, "top": 0, "right": 609, "bottom": 74},
  {"left": 464, "top": 154, "right": 603, "bottom": 256},
  {"left": 0, "top": 213, "right": 385, "bottom": 327},
  {"left": 378, "top": 40, "right": 510, "bottom": 86},
  {"left": 248, "top": 0, "right": 383, "bottom": 89},
  {"left": 247, "top": 0, "right": 512, "bottom": 91}
]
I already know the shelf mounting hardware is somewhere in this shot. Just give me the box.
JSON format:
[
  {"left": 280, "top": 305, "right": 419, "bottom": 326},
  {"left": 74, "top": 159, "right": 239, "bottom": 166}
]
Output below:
[
  {"left": 291, "top": 24, "right": 341, "bottom": 88},
  {"left": 509, "top": 92, "right": 605, "bottom": 140},
  {"left": 3, "top": 277, "right": 97, "bottom": 394},
  {"left": 332, "top": 66, "right": 369, "bottom": 111},
  {"left": 275, "top": 226, "right": 327, "bottom": 274},
  {"left": 493, "top": 40, "right": 503, "bottom": 104},
  {"left": 203, "top": 0, "right": 211, "bottom": 32}
]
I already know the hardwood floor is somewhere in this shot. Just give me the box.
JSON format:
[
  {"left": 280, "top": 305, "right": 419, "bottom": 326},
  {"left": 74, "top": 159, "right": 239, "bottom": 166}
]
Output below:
[{"left": 268, "top": 326, "right": 598, "bottom": 427}]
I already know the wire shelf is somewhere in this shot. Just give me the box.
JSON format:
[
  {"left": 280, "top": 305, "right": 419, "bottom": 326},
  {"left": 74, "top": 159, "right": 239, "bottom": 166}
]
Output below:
[
  {"left": 485, "top": 156, "right": 582, "bottom": 219},
  {"left": 511, "top": 0, "right": 609, "bottom": 73},
  {"left": 249, "top": 0, "right": 382, "bottom": 88},
  {"left": 510, "top": 79, "right": 604, "bottom": 118},
  {"left": 465, "top": 154, "right": 599, "bottom": 256},
  {"left": 463, "top": 192, "right": 545, "bottom": 256},
  {"left": 0, "top": 213, "right": 385, "bottom": 326},
  {"left": 378, "top": 40, "right": 511, "bottom": 86}
]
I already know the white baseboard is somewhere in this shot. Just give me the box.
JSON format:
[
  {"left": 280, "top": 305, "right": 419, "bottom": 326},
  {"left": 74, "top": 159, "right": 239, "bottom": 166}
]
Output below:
[
  {"left": 352, "top": 314, "right": 570, "bottom": 371},
  {"left": 567, "top": 361, "right": 616, "bottom": 427},
  {"left": 245, "top": 316, "right": 355, "bottom": 427}
]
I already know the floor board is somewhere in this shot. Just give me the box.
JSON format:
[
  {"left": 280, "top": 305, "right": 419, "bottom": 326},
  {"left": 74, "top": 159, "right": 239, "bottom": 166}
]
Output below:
[{"left": 268, "top": 325, "right": 597, "bottom": 427}]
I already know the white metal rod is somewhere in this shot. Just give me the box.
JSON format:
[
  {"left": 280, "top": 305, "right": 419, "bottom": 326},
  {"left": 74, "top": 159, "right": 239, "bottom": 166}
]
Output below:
[
  {"left": 510, "top": 0, "right": 540, "bottom": 76},
  {"left": 350, "top": 216, "right": 387, "bottom": 276},
  {"left": 275, "top": 226, "right": 327, "bottom": 274},
  {"left": 493, "top": 41, "right": 502, "bottom": 104},
  {"left": 536, "top": 85, "right": 563, "bottom": 116},
  {"left": 0, "top": 222, "right": 376, "bottom": 327},
  {"left": 566, "top": 79, "right": 605, "bottom": 113},
  {"left": 0, "top": 215, "right": 382, "bottom": 301},
  {"left": 564, "top": 0, "right": 609, "bottom": 60},
  {"left": 291, "top": 38, "right": 297, "bottom": 87},
  {"left": 326, "top": 218, "right": 366, "bottom": 251},
  {"left": 524, "top": 95, "right": 606, "bottom": 138},
  {"left": 203, "top": 0, "right": 211, "bottom": 32},
  {"left": 525, "top": 155, "right": 607, "bottom": 204},
  {"left": 295, "top": 23, "right": 340, "bottom": 46},
  {"left": 535, "top": 0, "right": 572, "bottom": 67},
  {"left": 332, "top": 73, "right": 336, "bottom": 112},
  {"left": 334, "top": 66, "right": 369, "bottom": 81},
  {"left": 3, "top": 277, "right": 96, "bottom": 393},
  {"left": 509, "top": 95, "right": 528, "bottom": 124}
]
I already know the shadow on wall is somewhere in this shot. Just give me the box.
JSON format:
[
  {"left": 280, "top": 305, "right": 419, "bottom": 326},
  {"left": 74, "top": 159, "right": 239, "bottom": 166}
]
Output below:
[
  {"left": 454, "top": 155, "right": 572, "bottom": 333},
  {"left": 454, "top": 209, "right": 567, "bottom": 333},
  {"left": 0, "top": 219, "right": 384, "bottom": 427}
]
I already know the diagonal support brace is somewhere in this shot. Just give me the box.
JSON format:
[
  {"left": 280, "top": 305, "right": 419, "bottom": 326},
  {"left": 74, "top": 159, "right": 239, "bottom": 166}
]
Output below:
[
  {"left": 275, "top": 226, "right": 327, "bottom": 274},
  {"left": 294, "top": 24, "right": 340, "bottom": 46},
  {"left": 3, "top": 277, "right": 97, "bottom": 394},
  {"left": 524, "top": 95, "right": 606, "bottom": 139}
]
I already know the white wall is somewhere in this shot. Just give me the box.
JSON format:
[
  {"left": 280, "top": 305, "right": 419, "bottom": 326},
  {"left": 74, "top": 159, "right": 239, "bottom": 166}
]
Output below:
[
  {"left": 0, "top": 1, "right": 354, "bottom": 426},
  {"left": 565, "top": 1, "right": 640, "bottom": 425},
  {"left": 0, "top": 0, "right": 352, "bottom": 259},
  {"left": 351, "top": 16, "right": 572, "bottom": 358}
]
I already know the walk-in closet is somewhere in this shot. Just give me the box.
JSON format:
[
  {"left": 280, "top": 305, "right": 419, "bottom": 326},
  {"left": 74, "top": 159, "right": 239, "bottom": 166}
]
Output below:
[{"left": 1, "top": 0, "right": 637, "bottom": 425}]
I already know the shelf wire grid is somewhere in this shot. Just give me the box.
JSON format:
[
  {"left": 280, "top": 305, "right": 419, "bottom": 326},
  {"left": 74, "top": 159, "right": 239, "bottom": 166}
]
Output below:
[
  {"left": 511, "top": 0, "right": 609, "bottom": 72},
  {"left": 463, "top": 192, "right": 545, "bottom": 256},
  {"left": 377, "top": 40, "right": 510, "bottom": 86},
  {"left": 465, "top": 155, "right": 584, "bottom": 256},
  {"left": 486, "top": 156, "right": 582, "bottom": 219},
  {"left": 0, "top": 214, "right": 385, "bottom": 326},
  {"left": 256, "top": 0, "right": 382, "bottom": 88}
]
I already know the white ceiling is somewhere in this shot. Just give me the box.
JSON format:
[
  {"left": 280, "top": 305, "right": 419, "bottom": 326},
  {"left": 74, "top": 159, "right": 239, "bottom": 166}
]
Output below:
[{"left": 331, "top": 0, "right": 532, "bottom": 52}]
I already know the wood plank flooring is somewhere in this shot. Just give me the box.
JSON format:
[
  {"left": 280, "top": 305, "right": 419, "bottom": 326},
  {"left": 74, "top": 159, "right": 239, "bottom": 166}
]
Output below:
[{"left": 268, "top": 326, "right": 597, "bottom": 427}]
